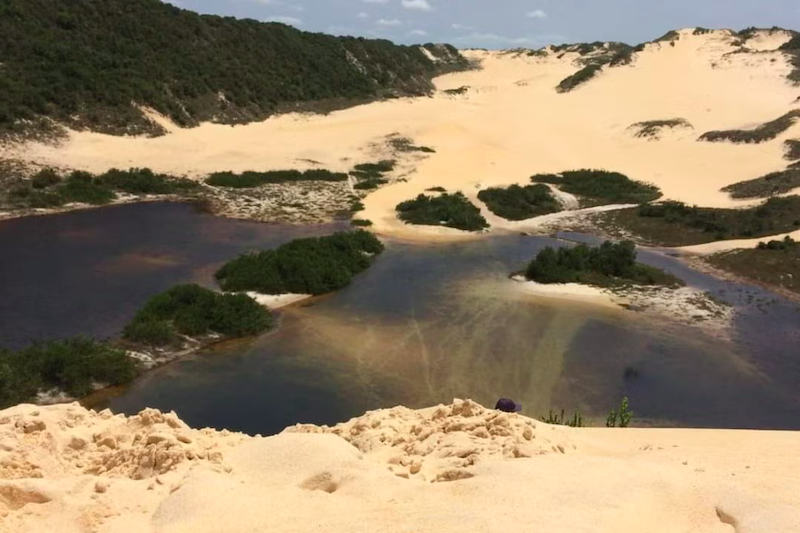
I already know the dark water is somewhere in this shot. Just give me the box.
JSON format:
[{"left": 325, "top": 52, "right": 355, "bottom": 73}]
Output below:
[{"left": 2, "top": 203, "right": 800, "bottom": 434}]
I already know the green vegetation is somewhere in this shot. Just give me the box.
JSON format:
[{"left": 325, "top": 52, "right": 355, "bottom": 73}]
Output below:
[
  {"left": 389, "top": 137, "right": 436, "bottom": 153},
  {"left": 698, "top": 110, "right": 800, "bottom": 144},
  {"left": 351, "top": 219, "right": 373, "bottom": 227},
  {"left": 693, "top": 27, "right": 713, "bottom": 35},
  {"left": 606, "top": 397, "right": 633, "bottom": 428},
  {"left": 531, "top": 169, "right": 662, "bottom": 206},
  {"left": 721, "top": 169, "right": 800, "bottom": 199},
  {"left": 556, "top": 64, "right": 603, "bottom": 93},
  {"left": 779, "top": 34, "right": 800, "bottom": 84},
  {"left": 123, "top": 284, "right": 272, "bottom": 347},
  {"left": 757, "top": 235, "right": 797, "bottom": 250},
  {"left": 444, "top": 86, "right": 469, "bottom": 95},
  {"left": 629, "top": 118, "right": 692, "bottom": 139},
  {"left": 349, "top": 160, "right": 395, "bottom": 190},
  {"left": 206, "top": 169, "right": 347, "bottom": 188},
  {"left": 598, "top": 197, "right": 800, "bottom": 246},
  {"left": 524, "top": 240, "right": 683, "bottom": 288},
  {"left": 708, "top": 237, "right": 800, "bottom": 296},
  {"left": 396, "top": 192, "right": 489, "bottom": 231},
  {"left": 785, "top": 140, "right": 800, "bottom": 161},
  {"left": 0, "top": 338, "right": 138, "bottom": 408},
  {"left": 425, "top": 186, "right": 446, "bottom": 193},
  {"left": 0, "top": 0, "right": 466, "bottom": 136},
  {"left": 542, "top": 409, "right": 584, "bottom": 427},
  {"left": 655, "top": 30, "right": 681, "bottom": 43},
  {"left": 477, "top": 184, "right": 562, "bottom": 220},
  {"left": 215, "top": 231, "right": 384, "bottom": 296},
  {"left": 7, "top": 167, "right": 200, "bottom": 208}
]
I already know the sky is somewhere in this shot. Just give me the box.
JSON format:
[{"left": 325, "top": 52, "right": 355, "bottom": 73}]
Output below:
[{"left": 167, "top": 0, "right": 800, "bottom": 49}]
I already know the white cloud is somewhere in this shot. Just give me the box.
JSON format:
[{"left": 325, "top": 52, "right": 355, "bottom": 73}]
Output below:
[
  {"left": 263, "top": 15, "right": 303, "bottom": 25},
  {"left": 451, "top": 23, "right": 475, "bottom": 31},
  {"left": 452, "top": 32, "right": 566, "bottom": 49},
  {"left": 401, "top": 0, "right": 433, "bottom": 12},
  {"left": 526, "top": 10, "right": 547, "bottom": 19},
  {"left": 376, "top": 18, "right": 402, "bottom": 26},
  {"left": 362, "top": 0, "right": 388, "bottom": 3},
  {"left": 357, "top": 12, "right": 369, "bottom": 19},
  {"left": 408, "top": 29, "right": 428, "bottom": 36}
]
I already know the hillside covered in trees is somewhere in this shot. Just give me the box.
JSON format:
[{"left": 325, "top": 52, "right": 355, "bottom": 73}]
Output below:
[{"left": 0, "top": 0, "right": 468, "bottom": 136}]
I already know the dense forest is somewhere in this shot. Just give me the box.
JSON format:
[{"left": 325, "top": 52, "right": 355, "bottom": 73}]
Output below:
[
  {"left": 524, "top": 240, "right": 682, "bottom": 288},
  {"left": 396, "top": 192, "right": 489, "bottom": 231},
  {"left": 0, "top": 0, "right": 467, "bottom": 136},
  {"left": 215, "top": 230, "right": 385, "bottom": 295}
]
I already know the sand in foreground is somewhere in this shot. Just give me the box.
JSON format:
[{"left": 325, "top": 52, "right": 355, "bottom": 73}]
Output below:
[{"left": 1, "top": 400, "right": 798, "bottom": 532}]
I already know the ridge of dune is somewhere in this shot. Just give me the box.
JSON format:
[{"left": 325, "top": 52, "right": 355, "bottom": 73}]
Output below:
[{"left": 2, "top": 400, "right": 799, "bottom": 532}]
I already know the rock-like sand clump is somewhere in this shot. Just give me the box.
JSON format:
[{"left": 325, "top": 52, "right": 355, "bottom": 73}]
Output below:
[{"left": 2, "top": 400, "right": 799, "bottom": 532}]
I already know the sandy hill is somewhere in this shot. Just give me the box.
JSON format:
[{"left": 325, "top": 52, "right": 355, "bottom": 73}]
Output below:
[
  {"left": 1, "top": 400, "right": 798, "bottom": 532},
  {"left": 2, "top": 28, "right": 799, "bottom": 240}
]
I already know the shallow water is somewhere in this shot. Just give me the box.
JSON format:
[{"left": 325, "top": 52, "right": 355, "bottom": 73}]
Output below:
[{"left": 3, "top": 203, "right": 799, "bottom": 434}]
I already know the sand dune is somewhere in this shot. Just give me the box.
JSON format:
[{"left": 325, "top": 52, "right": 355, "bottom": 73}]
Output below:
[
  {"left": 3, "top": 29, "right": 799, "bottom": 241},
  {"left": 1, "top": 400, "right": 798, "bottom": 532}
]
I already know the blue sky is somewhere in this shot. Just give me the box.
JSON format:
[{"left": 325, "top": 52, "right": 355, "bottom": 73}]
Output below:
[{"left": 168, "top": 0, "right": 800, "bottom": 49}]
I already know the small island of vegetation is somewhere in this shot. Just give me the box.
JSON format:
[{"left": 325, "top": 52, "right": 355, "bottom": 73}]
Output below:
[
  {"left": 215, "top": 230, "right": 385, "bottom": 295},
  {"left": 206, "top": 169, "right": 348, "bottom": 188},
  {"left": 721, "top": 168, "right": 800, "bottom": 199},
  {"left": 122, "top": 284, "right": 273, "bottom": 348},
  {"left": 477, "top": 184, "right": 563, "bottom": 220},
  {"left": 698, "top": 110, "right": 800, "bottom": 144},
  {"left": 396, "top": 192, "right": 489, "bottom": 231},
  {"left": 531, "top": 169, "right": 662, "bottom": 207},
  {"left": 524, "top": 240, "right": 682, "bottom": 288},
  {"left": 628, "top": 118, "right": 693, "bottom": 139}
]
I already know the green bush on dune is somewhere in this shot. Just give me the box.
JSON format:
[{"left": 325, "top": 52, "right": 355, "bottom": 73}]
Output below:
[
  {"left": 396, "top": 192, "right": 489, "bottom": 231},
  {"left": 477, "top": 184, "right": 563, "bottom": 220},
  {"left": 206, "top": 169, "right": 348, "bottom": 188},
  {"left": 531, "top": 169, "right": 662, "bottom": 206}
]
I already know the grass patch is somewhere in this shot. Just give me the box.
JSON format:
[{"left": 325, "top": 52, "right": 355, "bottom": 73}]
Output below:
[
  {"left": 396, "top": 192, "right": 489, "bottom": 231},
  {"left": 628, "top": 118, "right": 692, "bottom": 139},
  {"left": 215, "top": 230, "right": 384, "bottom": 296},
  {"left": 556, "top": 64, "right": 603, "bottom": 93},
  {"left": 206, "top": 169, "right": 348, "bottom": 188},
  {"left": 721, "top": 168, "right": 800, "bottom": 199},
  {"left": 123, "top": 284, "right": 272, "bottom": 348},
  {"left": 389, "top": 137, "right": 436, "bottom": 153},
  {"left": 0, "top": 338, "right": 138, "bottom": 408},
  {"left": 524, "top": 240, "right": 683, "bottom": 288},
  {"left": 597, "top": 197, "right": 800, "bottom": 246},
  {"left": 477, "top": 184, "right": 563, "bottom": 220},
  {"left": 353, "top": 178, "right": 388, "bottom": 190},
  {"left": 531, "top": 169, "right": 662, "bottom": 206},
  {"left": 425, "top": 186, "right": 446, "bottom": 193},
  {"left": 351, "top": 219, "right": 373, "bottom": 227},
  {"left": 698, "top": 110, "right": 800, "bottom": 144},
  {"left": 708, "top": 239, "right": 800, "bottom": 295},
  {"left": 444, "top": 86, "right": 469, "bottom": 95}
]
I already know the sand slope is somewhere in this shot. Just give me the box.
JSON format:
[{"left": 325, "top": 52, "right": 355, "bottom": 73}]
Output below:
[
  {"left": 3, "top": 29, "right": 799, "bottom": 241},
  {"left": 1, "top": 400, "right": 798, "bottom": 532}
]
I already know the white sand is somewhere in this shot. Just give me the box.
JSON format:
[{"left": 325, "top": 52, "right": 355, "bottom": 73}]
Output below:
[
  {"left": 2, "top": 400, "right": 798, "bottom": 532},
  {"left": 2, "top": 29, "right": 799, "bottom": 242},
  {"left": 245, "top": 292, "right": 312, "bottom": 310}
]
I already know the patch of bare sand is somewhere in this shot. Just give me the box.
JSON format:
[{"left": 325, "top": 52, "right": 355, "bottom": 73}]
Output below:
[{"left": 2, "top": 400, "right": 799, "bottom": 532}]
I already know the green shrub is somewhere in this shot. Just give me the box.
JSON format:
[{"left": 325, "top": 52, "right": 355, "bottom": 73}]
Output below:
[
  {"left": 606, "top": 397, "right": 633, "bottom": 428},
  {"left": 354, "top": 178, "right": 388, "bottom": 190},
  {"left": 721, "top": 169, "right": 800, "bottom": 199},
  {"left": 785, "top": 140, "right": 800, "bottom": 161},
  {"left": 532, "top": 169, "right": 662, "bottom": 206},
  {"left": 30, "top": 168, "right": 61, "bottom": 189},
  {"left": 757, "top": 236, "right": 797, "bottom": 250},
  {"left": 556, "top": 64, "right": 603, "bottom": 93},
  {"left": 100, "top": 167, "right": 199, "bottom": 194},
  {"left": 524, "top": 240, "right": 683, "bottom": 288},
  {"left": 60, "top": 171, "right": 116, "bottom": 204},
  {"left": 425, "top": 186, "right": 446, "bottom": 193},
  {"left": 215, "top": 231, "right": 384, "bottom": 296},
  {"left": 206, "top": 169, "right": 348, "bottom": 188},
  {"left": 629, "top": 118, "right": 692, "bottom": 139},
  {"left": 123, "top": 284, "right": 273, "bottom": 347},
  {"left": 351, "top": 219, "right": 373, "bottom": 227},
  {"left": 478, "top": 184, "right": 562, "bottom": 220},
  {"left": 699, "top": 110, "right": 800, "bottom": 144},
  {"left": 542, "top": 409, "right": 584, "bottom": 427},
  {"left": 396, "top": 192, "right": 489, "bottom": 231},
  {"left": 0, "top": 338, "right": 138, "bottom": 407}
]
